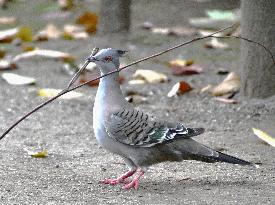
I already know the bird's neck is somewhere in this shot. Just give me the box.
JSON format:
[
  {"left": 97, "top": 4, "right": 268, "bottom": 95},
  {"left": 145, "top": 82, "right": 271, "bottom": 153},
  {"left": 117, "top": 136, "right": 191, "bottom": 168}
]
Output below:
[{"left": 95, "top": 71, "right": 125, "bottom": 111}]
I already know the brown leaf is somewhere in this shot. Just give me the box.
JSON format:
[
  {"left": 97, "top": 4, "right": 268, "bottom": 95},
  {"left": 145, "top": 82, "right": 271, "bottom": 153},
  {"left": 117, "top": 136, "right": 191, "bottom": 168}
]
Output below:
[
  {"left": 0, "top": 48, "right": 6, "bottom": 59},
  {"left": 76, "top": 11, "right": 98, "bottom": 33},
  {"left": 58, "top": 0, "right": 74, "bottom": 10},
  {"left": 168, "top": 59, "right": 203, "bottom": 75},
  {"left": 211, "top": 72, "right": 240, "bottom": 96},
  {"left": 171, "top": 64, "right": 203, "bottom": 75},
  {"left": 167, "top": 81, "right": 192, "bottom": 97},
  {"left": 0, "top": 60, "right": 17, "bottom": 70},
  {"left": 0, "top": 28, "right": 18, "bottom": 43}
]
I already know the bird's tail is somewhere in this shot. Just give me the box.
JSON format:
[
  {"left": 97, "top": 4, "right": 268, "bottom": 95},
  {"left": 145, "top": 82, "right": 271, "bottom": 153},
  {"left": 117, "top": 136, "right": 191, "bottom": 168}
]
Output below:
[
  {"left": 197, "top": 150, "right": 252, "bottom": 165},
  {"left": 172, "top": 139, "right": 253, "bottom": 166}
]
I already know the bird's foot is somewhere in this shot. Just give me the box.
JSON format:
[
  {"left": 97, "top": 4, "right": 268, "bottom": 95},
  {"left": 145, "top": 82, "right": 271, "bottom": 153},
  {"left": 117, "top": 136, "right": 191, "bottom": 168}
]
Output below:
[
  {"left": 123, "top": 170, "right": 144, "bottom": 190},
  {"left": 101, "top": 178, "right": 130, "bottom": 185},
  {"left": 101, "top": 170, "right": 136, "bottom": 186}
]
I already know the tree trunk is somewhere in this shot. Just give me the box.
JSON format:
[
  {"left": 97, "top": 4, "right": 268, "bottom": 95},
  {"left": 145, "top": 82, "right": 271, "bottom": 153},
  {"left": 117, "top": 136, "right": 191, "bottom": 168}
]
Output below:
[
  {"left": 241, "top": 0, "right": 275, "bottom": 98},
  {"left": 99, "top": 0, "right": 131, "bottom": 33}
]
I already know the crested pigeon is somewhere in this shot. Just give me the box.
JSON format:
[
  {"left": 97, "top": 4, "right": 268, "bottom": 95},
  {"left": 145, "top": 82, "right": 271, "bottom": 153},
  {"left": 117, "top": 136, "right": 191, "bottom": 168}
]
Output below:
[{"left": 88, "top": 48, "right": 252, "bottom": 190}]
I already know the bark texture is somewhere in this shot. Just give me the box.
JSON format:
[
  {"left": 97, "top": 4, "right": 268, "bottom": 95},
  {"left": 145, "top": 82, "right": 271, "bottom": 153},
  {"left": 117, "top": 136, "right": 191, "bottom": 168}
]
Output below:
[
  {"left": 241, "top": 0, "right": 275, "bottom": 98},
  {"left": 99, "top": 0, "right": 131, "bottom": 33}
]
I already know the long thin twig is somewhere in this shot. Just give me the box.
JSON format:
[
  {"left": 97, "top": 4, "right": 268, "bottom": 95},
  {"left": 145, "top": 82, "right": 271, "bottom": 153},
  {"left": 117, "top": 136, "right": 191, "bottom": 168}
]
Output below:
[
  {"left": 1, "top": 24, "right": 274, "bottom": 141},
  {"left": 214, "top": 35, "right": 275, "bottom": 65}
]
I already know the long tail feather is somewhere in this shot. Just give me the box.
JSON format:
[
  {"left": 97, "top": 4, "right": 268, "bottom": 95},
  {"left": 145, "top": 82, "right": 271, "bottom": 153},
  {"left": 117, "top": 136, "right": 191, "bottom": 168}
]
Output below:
[{"left": 192, "top": 151, "right": 252, "bottom": 166}]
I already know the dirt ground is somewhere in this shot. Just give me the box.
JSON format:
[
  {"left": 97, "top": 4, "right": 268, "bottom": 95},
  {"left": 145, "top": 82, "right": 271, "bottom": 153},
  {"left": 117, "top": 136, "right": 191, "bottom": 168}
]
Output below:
[{"left": 0, "top": 0, "right": 275, "bottom": 204}]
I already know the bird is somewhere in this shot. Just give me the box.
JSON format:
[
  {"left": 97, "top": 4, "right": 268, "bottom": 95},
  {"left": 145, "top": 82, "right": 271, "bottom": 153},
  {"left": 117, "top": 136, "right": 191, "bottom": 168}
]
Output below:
[{"left": 88, "top": 48, "right": 252, "bottom": 190}]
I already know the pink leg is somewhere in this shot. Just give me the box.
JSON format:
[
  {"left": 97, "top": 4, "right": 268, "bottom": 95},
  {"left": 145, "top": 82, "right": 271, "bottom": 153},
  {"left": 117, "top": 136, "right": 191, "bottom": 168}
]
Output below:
[
  {"left": 101, "top": 169, "right": 136, "bottom": 185},
  {"left": 123, "top": 169, "right": 145, "bottom": 190}
]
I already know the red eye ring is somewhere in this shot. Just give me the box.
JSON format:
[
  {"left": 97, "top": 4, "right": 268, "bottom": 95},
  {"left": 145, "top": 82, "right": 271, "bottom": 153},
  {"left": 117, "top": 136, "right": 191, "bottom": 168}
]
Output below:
[{"left": 104, "top": 56, "right": 112, "bottom": 62}]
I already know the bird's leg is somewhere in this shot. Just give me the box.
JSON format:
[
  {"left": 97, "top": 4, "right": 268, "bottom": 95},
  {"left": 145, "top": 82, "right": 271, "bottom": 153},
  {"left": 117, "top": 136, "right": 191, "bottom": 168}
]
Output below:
[
  {"left": 101, "top": 169, "right": 137, "bottom": 185},
  {"left": 122, "top": 169, "right": 145, "bottom": 190}
]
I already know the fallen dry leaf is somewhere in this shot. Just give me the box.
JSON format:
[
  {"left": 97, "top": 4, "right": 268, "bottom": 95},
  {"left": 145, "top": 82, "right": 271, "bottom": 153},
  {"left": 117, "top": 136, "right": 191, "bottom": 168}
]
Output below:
[
  {"left": 34, "top": 24, "right": 61, "bottom": 41},
  {"left": 58, "top": 0, "right": 74, "bottom": 10},
  {"left": 253, "top": 128, "right": 275, "bottom": 147},
  {"left": 172, "top": 64, "right": 203, "bottom": 75},
  {"left": 27, "top": 149, "right": 48, "bottom": 158},
  {"left": 63, "top": 24, "right": 89, "bottom": 40},
  {"left": 151, "top": 27, "right": 170, "bottom": 35},
  {"left": 13, "top": 49, "right": 75, "bottom": 63},
  {"left": 167, "top": 81, "right": 192, "bottom": 97},
  {"left": 150, "top": 26, "right": 196, "bottom": 37},
  {"left": 168, "top": 59, "right": 194, "bottom": 67},
  {"left": 168, "top": 27, "right": 197, "bottom": 37},
  {"left": 0, "top": 60, "right": 17, "bottom": 70},
  {"left": 211, "top": 72, "right": 240, "bottom": 96},
  {"left": 1, "top": 73, "right": 36, "bottom": 85},
  {"left": 131, "top": 69, "right": 168, "bottom": 84},
  {"left": 21, "top": 44, "right": 36, "bottom": 52},
  {"left": 168, "top": 59, "right": 203, "bottom": 75},
  {"left": 128, "top": 79, "right": 147, "bottom": 85},
  {"left": 76, "top": 11, "right": 98, "bottom": 33},
  {"left": 0, "top": 27, "right": 18, "bottom": 43},
  {"left": 200, "top": 84, "right": 213, "bottom": 93},
  {"left": 204, "top": 38, "right": 229, "bottom": 49},
  {"left": 0, "top": 16, "right": 17, "bottom": 25},
  {"left": 214, "top": 97, "right": 238, "bottom": 104},
  {"left": 140, "top": 21, "right": 154, "bottom": 30},
  {"left": 0, "top": 48, "right": 6, "bottom": 58},
  {"left": 16, "top": 26, "right": 33, "bottom": 42},
  {"left": 38, "top": 88, "right": 83, "bottom": 99},
  {"left": 0, "top": 0, "right": 9, "bottom": 8}
]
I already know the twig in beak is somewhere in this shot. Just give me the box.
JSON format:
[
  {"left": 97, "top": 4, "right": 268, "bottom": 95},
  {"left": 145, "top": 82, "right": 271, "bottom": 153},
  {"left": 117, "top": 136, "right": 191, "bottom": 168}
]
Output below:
[{"left": 66, "top": 47, "right": 99, "bottom": 90}]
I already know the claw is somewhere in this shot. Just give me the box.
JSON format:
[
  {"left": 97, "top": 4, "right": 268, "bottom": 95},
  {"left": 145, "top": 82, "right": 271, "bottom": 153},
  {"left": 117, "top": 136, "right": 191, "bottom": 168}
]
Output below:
[
  {"left": 100, "top": 170, "right": 136, "bottom": 186},
  {"left": 122, "top": 170, "right": 144, "bottom": 190},
  {"left": 123, "top": 178, "right": 139, "bottom": 190}
]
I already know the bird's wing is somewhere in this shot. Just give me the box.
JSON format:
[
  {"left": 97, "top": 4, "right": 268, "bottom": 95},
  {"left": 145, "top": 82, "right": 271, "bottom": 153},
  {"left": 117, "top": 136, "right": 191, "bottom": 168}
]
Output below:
[{"left": 105, "top": 108, "right": 204, "bottom": 147}]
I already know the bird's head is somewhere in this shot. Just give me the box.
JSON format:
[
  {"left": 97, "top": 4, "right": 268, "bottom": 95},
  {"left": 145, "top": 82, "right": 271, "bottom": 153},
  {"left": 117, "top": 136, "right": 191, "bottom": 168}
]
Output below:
[{"left": 88, "top": 48, "right": 127, "bottom": 74}]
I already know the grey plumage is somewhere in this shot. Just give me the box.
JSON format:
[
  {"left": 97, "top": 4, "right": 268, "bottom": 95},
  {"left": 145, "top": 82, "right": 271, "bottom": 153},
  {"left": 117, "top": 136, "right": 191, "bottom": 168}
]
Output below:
[{"left": 89, "top": 48, "right": 252, "bottom": 189}]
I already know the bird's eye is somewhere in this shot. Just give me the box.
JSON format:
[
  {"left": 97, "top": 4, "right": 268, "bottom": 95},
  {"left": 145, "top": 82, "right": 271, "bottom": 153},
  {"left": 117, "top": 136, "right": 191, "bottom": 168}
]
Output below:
[{"left": 104, "top": 56, "right": 112, "bottom": 62}]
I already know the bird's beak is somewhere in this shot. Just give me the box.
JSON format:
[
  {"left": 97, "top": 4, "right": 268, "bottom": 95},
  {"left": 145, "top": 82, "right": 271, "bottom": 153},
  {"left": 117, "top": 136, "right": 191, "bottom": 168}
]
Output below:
[{"left": 87, "top": 56, "right": 99, "bottom": 63}]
